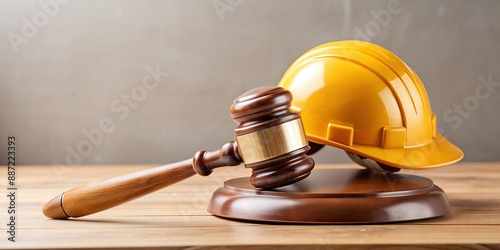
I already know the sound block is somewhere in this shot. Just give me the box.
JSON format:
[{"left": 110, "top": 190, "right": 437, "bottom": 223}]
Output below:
[{"left": 208, "top": 169, "right": 450, "bottom": 224}]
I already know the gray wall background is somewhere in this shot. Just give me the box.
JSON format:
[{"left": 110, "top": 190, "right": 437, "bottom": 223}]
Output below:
[{"left": 1, "top": 0, "right": 499, "bottom": 166}]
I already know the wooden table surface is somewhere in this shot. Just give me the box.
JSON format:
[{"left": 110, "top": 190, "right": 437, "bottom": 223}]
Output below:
[{"left": 1, "top": 163, "right": 500, "bottom": 249}]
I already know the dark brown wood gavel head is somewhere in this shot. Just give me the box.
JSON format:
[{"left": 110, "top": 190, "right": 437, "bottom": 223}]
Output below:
[
  {"left": 230, "top": 86, "right": 315, "bottom": 188},
  {"left": 43, "top": 86, "right": 315, "bottom": 219}
]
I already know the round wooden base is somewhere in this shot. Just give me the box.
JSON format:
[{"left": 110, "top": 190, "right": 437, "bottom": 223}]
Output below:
[{"left": 208, "top": 169, "right": 450, "bottom": 224}]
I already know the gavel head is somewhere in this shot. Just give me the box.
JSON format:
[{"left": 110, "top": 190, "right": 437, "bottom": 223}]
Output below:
[{"left": 230, "top": 86, "right": 315, "bottom": 189}]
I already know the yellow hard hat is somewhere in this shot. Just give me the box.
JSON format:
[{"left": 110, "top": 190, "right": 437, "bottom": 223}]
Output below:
[{"left": 278, "top": 40, "right": 463, "bottom": 170}]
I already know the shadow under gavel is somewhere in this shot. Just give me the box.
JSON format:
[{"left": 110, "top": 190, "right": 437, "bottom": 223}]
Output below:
[{"left": 43, "top": 86, "right": 315, "bottom": 219}]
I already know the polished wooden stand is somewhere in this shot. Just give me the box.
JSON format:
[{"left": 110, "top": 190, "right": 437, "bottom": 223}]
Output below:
[{"left": 208, "top": 168, "right": 450, "bottom": 224}]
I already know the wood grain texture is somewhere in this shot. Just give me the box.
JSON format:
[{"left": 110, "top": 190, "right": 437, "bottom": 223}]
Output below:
[
  {"left": 42, "top": 142, "right": 242, "bottom": 219},
  {"left": 48, "top": 159, "right": 196, "bottom": 218},
  {"left": 1, "top": 163, "right": 500, "bottom": 249}
]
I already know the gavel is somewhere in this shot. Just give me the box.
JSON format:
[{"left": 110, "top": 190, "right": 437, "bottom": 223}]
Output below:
[{"left": 43, "top": 86, "right": 315, "bottom": 219}]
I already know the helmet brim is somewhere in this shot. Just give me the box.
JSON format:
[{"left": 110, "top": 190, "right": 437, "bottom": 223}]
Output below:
[{"left": 308, "top": 133, "right": 464, "bottom": 170}]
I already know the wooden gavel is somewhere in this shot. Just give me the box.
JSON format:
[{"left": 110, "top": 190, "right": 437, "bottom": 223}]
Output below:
[{"left": 43, "top": 86, "right": 315, "bottom": 219}]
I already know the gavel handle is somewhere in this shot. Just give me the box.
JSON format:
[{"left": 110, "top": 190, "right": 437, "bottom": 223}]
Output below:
[{"left": 42, "top": 141, "right": 241, "bottom": 219}]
